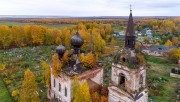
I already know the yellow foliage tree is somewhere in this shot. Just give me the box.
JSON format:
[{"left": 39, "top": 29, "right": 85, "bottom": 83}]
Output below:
[
  {"left": 55, "top": 37, "right": 61, "bottom": 45},
  {"left": 11, "top": 89, "right": 19, "bottom": 97},
  {"left": 164, "top": 39, "right": 173, "bottom": 46},
  {"left": 40, "top": 60, "right": 51, "bottom": 88},
  {"left": 72, "top": 76, "right": 80, "bottom": 97},
  {"left": 73, "top": 82, "right": 91, "bottom": 102},
  {"left": 169, "top": 48, "right": 180, "bottom": 63},
  {"left": 19, "top": 69, "right": 40, "bottom": 102},
  {"left": 31, "top": 25, "right": 46, "bottom": 45},
  {"left": 0, "top": 25, "right": 12, "bottom": 48},
  {"left": 172, "top": 37, "right": 179, "bottom": 46},
  {"left": 80, "top": 52, "right": 95, "bottom": 69},
  {"left": 160, "top": 20, "right": 176, "bottom": 34},
  {"left": 0, "top": 64, "right": 6, "bottom": 71},
  {"left": 52, "top": 53, "right": 62, "bottom": 77},
  {"left": 91, "top": 92, "right": 100, "bottom": 102}
]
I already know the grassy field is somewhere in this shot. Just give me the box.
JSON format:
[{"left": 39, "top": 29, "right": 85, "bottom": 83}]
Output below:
[
  {"left": 0, "top": 45, "right": 56, "bottom": 101},
  {"left": 0, "top": 21, "right": 74, "bottom": 29},
  {"left": 146, "top": 55, "right": 180, "bottom": 102},
  {"left": 0, "top": 75, "right": 13, "bottom": 102}
]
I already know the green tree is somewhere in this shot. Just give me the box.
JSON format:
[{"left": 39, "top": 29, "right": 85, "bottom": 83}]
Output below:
[{"left": 19, "top": 69, "right": 40, "bottom": 102}]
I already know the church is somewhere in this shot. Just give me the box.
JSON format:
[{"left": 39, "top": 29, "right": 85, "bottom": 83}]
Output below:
[
  {"left": 48, "top": 7, "right": 148, "bottom": 102},
  {"left": 108, "top": 7, "right": 148, "bottom": 102}
]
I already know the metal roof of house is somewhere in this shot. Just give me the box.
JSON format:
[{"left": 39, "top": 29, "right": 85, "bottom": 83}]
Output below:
[{"left": 143, "top": 45, "right": 175, "bottom": 52}]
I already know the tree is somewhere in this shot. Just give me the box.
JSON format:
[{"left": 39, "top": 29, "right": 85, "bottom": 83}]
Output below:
[
  {"left": 100, "top": 96, "right": 108, "bottom": 102},
  {"left": 80, "top": 52, "right": 95, "bottom": 69},
  {"left": 19, "top": 69, "right": 40, "bottom": 102},
  {"left": 169, "top": 48, "right": 180, "bottom": 63},
  {"left": 72, "top": 76, "right": 79, "bottom": 97},
  {"left": 0, "top": 25, "right": 12, "bottom": 49},
  {"left": 55, "top": 37, "right": 61, "bottom": 45},
  {"left": 45, "top": 29, "right": 54, "bottom": 45},
  {"left": 164, "top": 39, "right": 172, "bottom": 46},
  {"left": 172, "top": 37, "right": 179, "bottom": 46},
  {"left": 40, "top": 60, "right": 50, "bottom": 88},
  {"left": 91, "top": 92, "right": 100, "bottom": 102},
  {"left": 31, "top": 25, "right": 46, "bottom": 45},
  {"left": 160, "top": 20, "right": 176, "bottom": 34},
  {"left": 73, "top": 82, "right": 91, "bottom": 102},
  {"left": 52, "top": 53, "right": 62, "bottom": 77}
]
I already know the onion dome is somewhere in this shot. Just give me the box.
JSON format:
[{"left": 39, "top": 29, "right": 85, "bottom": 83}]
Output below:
[
  {"left": 70, "top": 31, "right": 84, "bottom": 54},
  {"left": 56, "top": 44, "right": 66, "bottom": 59}
]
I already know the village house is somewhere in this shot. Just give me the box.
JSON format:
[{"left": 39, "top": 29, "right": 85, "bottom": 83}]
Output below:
[{"left": 142, "top": 45, "right": 174, "bottom": 56}]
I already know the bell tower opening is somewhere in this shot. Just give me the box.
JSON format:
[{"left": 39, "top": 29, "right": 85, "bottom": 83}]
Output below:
[{"left": 119, "top": 73, "right": 125, "bottom": 86}]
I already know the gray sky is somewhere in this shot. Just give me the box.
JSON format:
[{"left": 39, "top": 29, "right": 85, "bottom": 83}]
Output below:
[{"left": 0, "top": 0, "right": 179, "bottom": 16}]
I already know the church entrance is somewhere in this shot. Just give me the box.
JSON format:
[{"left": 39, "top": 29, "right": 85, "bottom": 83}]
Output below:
[{"left": 119, "top": 73, "right": 125, "bottom": 87}]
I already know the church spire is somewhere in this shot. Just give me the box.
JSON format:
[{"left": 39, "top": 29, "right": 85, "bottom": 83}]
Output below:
[{"left": 125, "top": 5, "right": 136, "bottom": 49}]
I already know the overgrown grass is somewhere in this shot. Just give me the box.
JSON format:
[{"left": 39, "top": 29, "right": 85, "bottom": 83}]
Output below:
[
  {"left": 146, "top": 55, "right": 180, "bottom": 102},
  {"left": 0, "top": 45, "right": 56, "bottom": 101},
  {"left": 0, "top": 75, "right": 13, "bottom": 102}
]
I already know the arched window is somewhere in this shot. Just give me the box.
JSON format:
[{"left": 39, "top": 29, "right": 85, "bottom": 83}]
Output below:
[
  {"left": 59, "top": 83, "right": 61, "bottom": 92},
  {"left": 122, "top": 57, "right": 126, "bottom": 62},
  {"left": 54, "top": 79, "right": 56, "bottom": 87},
  {"left": 119, "top": 73, "right": 125, "bottom": 87},
  {"left": 65, "top": 87, "right": 67, "bottom": 97}
]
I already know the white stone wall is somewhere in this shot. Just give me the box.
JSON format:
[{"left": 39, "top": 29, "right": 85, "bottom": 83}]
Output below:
[
  {"left": 108, "top": 86, "right": 148, "bottom": 102},
  {"left": 49, "top": 68, "right": 103, "bottom": 102},
  {"left": 50, "top": 73, "right": 72, "bottom": 102},
  {"left": 111, "top": 64, "right": 146, "bottom": 92},
  {"left": 91, "top": 68, "right": 104, "bottom": 85}
]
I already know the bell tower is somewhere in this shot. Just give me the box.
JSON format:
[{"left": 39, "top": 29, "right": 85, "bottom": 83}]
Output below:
[
  {"left": 125, "top": 5, "right": 136, "bottom": 49},
  {"left": 108, "top": 5, "right": 148, "bottom": 102}
]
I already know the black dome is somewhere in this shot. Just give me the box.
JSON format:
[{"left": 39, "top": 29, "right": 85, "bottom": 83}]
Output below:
[
  {"left": 56, "top": 44, "right": 66, "bottom": 59},
  {"left": 70, "top": 31, "right": 84, "bottom": 48}
]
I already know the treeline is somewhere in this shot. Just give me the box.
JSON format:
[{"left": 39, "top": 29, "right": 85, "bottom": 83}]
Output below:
[{"left": 0, "top": 23, "right": 111, "bottom": 54}]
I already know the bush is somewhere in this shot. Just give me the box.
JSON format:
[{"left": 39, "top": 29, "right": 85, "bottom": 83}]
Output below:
[{"left": 20, "top": 61, "right": 30, "bottom": 68}]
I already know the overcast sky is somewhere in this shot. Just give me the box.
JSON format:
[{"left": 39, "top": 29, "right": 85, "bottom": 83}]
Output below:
[{"left": 0, "top": 0, "right": 179, "bottom": 16}]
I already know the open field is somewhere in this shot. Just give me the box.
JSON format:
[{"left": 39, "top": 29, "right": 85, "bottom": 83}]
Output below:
[{"left": 0, "top": 21, "right": 74, "bottom": 29}]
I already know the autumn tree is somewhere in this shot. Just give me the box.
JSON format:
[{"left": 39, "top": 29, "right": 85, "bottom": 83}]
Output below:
[
  {"left": 105, "top": 24, "right": 111, "bottom": 40},
  {"left": 172, "top": 37, "right": 179, "bottom": 46},
  {"left": 100, "top": 96, "right": 108, "bottom": 102},
  {"left": 160, "top": 20, "right": 176, "bottom": 34},
  {"left": 19, "top": 69, "right": 40, "bottom": 102},
  {"left": 73, "top": 82, "right": 91, "bottom": 102},
  {"left": 80, "top": 52, "right": 95, "bottom": 69},
  {"left": 45, "top": 29, "right": 54, "bottom": 45},
  {"left": 31, "top": 25, "right": 46, "bottom": 45},
  {"left": 169, "top": 48, "right": 180, "bottom": 63},
  {"left": 72, "top": 76, "right": 79, "bottom": 97},
  {"left": 164, "top": 39, "right": 173, "bottom": 46},
  {"left": 52, "top": 53, "right": 62, "bottom": 77},
  {"left": 91, "top": 92, "right": 100, "bottom": 102},
  {"left": 40, "top": 60, "right": 50, "bottom": 88},
  {"left": 0, "top": 25, "right": 12, "bottom": 49}
]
